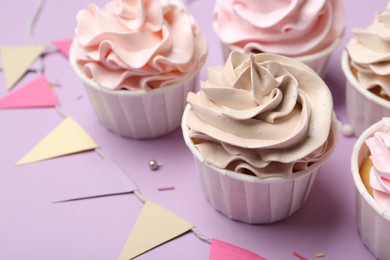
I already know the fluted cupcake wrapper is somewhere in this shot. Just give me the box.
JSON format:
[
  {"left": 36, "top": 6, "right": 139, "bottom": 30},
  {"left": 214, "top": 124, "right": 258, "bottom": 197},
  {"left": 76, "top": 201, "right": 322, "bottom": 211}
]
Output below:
[
  {"left": 220, "top": 37, "right": 342, "bottom": 78},
  {"left": 182, "top": 105, "right": 330, "bottom": 224},
  {"left": 342, "top": 51, "right": 390, "bottom": 137},
  {"left": 70, "top": 45, "right": 199, "bottom": 139},
  {"left": 351, "top": 119, "right": 390, "bottom": 259},
  {"left": 82, "top": 74, "right": 198, "bottom": 139}
]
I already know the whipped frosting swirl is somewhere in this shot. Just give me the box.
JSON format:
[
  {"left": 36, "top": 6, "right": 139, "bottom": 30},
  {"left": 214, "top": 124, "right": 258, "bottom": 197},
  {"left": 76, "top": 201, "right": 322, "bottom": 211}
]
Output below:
[
  {"left": 347, "top": 3, "right": 390, "bottom": 98},
  {"left": 186, "top": 51, "right": 337, "bottom": 178},
  {"left": 72, "top": 0, "right": 207, "bottom": 91},
  {"left": 366, "top": 118, "right": 390, "bottom": 211},
  {"left": 213, "top": 0, "right": 345, "bottom": 57}
]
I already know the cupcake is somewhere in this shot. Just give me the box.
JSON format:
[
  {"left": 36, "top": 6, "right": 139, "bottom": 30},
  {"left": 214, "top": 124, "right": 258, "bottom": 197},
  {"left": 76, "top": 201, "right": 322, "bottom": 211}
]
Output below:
[
  {"left": 182, "top": 51, "right": 338, "bottom": 224},
  {"left": 69, "top": 0, "right": 208, "bottom": 139},
  {"left": 213, "top": 0, "right": 345, "bottom": 77},
  {"left": 351, "top": 118, "right": 390, "bottom": 259},
  {"left": 343, "top": 3, "right": 390, "bottom": 137}
]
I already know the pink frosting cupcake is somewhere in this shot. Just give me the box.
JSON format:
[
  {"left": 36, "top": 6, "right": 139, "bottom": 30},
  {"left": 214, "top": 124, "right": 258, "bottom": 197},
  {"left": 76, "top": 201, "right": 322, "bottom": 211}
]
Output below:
[
  {"left": 343, "top": 3, "right": 390, "bottom": 136},
  {"left": 351, "top": 118, "right": 390, "bottom": 259},
  {"left": 69, "top": 0, "right": 207, "bottom": 139},
  {"left": 182, "top": 51, "right": 338, "bottom": 224},
  {"left": 213, "top": 0, "right": 345, "bottom": 77}
]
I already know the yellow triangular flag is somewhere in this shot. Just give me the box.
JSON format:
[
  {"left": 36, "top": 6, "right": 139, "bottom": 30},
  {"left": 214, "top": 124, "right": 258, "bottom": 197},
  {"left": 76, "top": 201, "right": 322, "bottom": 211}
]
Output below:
[
  {"left": 119, "top": 200, "right": 193, "bottom": 260},
  {"left": 16, "top": 117, "right": 98, "bottom": 165},
  {"left": 0, "top": 45, "right": 46, "bottom": 89}
]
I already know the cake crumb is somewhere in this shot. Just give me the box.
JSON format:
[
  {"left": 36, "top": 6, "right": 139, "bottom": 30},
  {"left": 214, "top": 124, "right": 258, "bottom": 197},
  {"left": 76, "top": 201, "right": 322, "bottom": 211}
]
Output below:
[{"left": 315, "top": 252, "right": 325, "bottom": 258}]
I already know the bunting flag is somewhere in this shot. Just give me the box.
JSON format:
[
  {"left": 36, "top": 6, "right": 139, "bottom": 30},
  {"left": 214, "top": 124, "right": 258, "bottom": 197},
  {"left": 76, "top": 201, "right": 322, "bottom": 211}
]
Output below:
[
  {"left": 0, "top": 45, "right": 46, "bottom": 90},
  {"left": 0, "top": 75, "right": 59, "bottom": 108},
  {"left": 118, "top": 200, "right": 193, "bottom": 260},
  {"left": 53, "top": 155, "right": 138, "bottom": 203},
  {"left": 16, "top": 117, "right": 98, "bottom": 166},
  {"left": 52, "top": 39, "right": 72, "bottom": 58},
  {"left": 209, "top": 239, "right": 266, "bottom": 260}
]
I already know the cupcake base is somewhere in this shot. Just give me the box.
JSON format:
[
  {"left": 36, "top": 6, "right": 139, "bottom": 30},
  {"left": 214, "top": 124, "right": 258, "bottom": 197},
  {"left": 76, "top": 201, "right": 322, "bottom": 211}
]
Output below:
[
  {"left": 82, "top": 74, "right": 198, "bottom": 139},
  {"left": 352, "top": 119, "right": 390, "bottom": 259},
  {"left": 342, "top": 51, "right": 390, "bottom": 137},
  {"left": 182, "top": 105, "right": 336, "bottom": 224},
  {"left": 194, "top": 156, "right": 319, "bottom": 224}
]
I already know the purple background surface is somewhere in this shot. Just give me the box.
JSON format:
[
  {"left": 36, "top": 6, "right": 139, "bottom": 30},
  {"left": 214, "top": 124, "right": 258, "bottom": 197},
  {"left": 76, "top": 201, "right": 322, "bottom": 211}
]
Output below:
[{"left": 0, "top": 0, "right": 386, "bottom": 259}]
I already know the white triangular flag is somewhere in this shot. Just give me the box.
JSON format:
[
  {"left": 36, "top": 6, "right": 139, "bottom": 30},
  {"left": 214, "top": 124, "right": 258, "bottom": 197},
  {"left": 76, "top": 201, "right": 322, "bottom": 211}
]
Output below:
[
  {"left": 16, "top": 117, "right": 98, "bottom": 165},
  {"left": 118, "top": 200, "right": 193, "bottom": 260},
  {"left": 0, "top": 45, "right": 46, "bottom": 89}
]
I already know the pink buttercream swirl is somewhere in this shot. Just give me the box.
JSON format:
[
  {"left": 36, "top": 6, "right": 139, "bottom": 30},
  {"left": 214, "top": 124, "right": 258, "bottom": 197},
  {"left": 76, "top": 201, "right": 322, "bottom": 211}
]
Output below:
[
  {"left": 366, "top": 118, "right": 390, "bottom": 211},
  {"left": 186, "top": 51, "right": 337, "bottom": 178},
  {"left": 213, "top": 0, "right": 345, "bottom": 57},
  {"left": 72, "top": 0, "right": 207, "bottom": 91}
]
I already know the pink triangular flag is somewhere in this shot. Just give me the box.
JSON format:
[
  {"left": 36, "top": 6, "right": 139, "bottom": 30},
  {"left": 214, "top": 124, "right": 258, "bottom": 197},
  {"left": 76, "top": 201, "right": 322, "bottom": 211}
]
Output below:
[
  {"left": 52, "top": 39, "right": 72, "bottom": 58},
  {"left": 0, "top": 76, "right": 59, "bottom": 109},
  {"left": 210, "top": 239, "right": 266, "bottom": 260}
]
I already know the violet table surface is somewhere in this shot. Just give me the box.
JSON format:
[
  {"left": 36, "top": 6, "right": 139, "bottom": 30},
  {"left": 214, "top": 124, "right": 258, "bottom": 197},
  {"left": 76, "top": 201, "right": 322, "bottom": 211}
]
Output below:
[{"left": 0, "top": 0, "right": 385, "bottom": 259}]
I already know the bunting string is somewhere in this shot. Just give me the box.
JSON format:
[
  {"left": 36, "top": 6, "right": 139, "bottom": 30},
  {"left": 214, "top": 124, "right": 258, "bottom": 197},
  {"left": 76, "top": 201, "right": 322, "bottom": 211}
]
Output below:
[
  {"left": 0, "top": 0, "right": 273, "bottom": 259},
  {"left": 7, "top": 49, "right": 215, "bottom": 252},
  {"left": 28, "top": 0, "right": 46, "bottom": 43}
]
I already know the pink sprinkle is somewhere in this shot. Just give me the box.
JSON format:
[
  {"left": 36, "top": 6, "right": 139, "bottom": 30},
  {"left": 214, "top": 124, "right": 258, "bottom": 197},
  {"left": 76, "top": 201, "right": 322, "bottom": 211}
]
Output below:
[
  {"left": 158, "top": 187, "right": 175, "bottom": 191},
  {"left": 293, "top": 251, "right": 308, "bottom": 260}
]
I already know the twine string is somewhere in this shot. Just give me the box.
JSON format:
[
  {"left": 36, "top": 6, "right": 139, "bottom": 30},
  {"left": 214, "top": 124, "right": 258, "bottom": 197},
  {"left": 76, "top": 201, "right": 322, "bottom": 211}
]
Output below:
[
  {"left": 28, "top": 0, "right": 46, "bottom": 43},
  {"left": 27, "top": 0, "right": 212, "bottom": 248}
]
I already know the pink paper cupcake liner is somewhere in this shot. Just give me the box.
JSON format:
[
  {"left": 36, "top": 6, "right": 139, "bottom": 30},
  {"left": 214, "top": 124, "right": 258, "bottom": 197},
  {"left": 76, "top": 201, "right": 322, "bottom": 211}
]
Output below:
[
  {"left": 342, "top": 51, "right": 390, "bottom": 137},
  {"left": 70, "top": 44, "right": 199, "bottom": 139},
  {"left": 351, "top": 119, "right": 390, "bottom": 259},
  {"left": 182, "top": 105, "right": 335, "bottom": 224},
  {"left": 220, "top": 37, "right": 342, "bottom": 78}
]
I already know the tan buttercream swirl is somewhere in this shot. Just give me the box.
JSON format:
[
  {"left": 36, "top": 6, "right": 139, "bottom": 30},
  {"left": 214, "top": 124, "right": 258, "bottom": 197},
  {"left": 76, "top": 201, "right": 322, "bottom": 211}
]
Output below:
[
  {"left": 71, "top": 0, "right": 208, "bottom": 91},
  {"left": 347, "top": 3, "right": 390, "bottom": 98},
  {"left": 213, "top": 0, "right": 345, "bottom": 57},
  {"left": 186, "top": 51, "right": 337, "bottom": 178}
]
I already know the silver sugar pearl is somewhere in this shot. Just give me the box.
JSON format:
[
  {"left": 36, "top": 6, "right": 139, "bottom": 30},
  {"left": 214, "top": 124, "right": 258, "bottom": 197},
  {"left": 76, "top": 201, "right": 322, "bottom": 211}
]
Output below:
[{"left": 148, "top": 160, "right": 159, "bottom": 171}]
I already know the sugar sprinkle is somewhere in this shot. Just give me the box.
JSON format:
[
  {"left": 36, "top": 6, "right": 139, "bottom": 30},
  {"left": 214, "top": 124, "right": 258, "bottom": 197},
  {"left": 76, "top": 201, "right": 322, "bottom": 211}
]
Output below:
[
  {"left": 158, "top": 187, "right": 175, "bottom": 191},
  {"left": 293, "top": 251, "right": 308, "bottom": 260}
]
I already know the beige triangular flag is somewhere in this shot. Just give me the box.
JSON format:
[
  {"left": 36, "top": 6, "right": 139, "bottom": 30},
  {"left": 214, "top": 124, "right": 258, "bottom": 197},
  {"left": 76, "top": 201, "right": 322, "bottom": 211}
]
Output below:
[
  {"left": 0, "top": 45, "right": 46, "bottom": 89},
  {"left": 119, "top": 200, "right": 193, "bottom": 260},
  {"left": 16, "top": 117, "right": 98, "bottom": 165}
]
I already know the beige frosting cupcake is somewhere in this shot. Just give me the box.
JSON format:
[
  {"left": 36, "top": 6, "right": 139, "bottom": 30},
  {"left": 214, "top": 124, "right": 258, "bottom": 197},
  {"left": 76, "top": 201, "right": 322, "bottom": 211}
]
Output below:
[
  {"left": 70, "top": 0, "right": 207, "bottom": 139},
  {"left": 343, "top": 3, "right": 390, "bottom": 136},
  {"left": 182, "top": 51, "right": 338, "bottom": 224}
]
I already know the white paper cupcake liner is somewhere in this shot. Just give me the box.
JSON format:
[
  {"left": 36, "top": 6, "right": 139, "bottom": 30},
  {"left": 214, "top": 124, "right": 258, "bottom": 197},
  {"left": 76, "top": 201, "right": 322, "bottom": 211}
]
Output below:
[
  {"left": 182, "top": 105, "right": 334, "bottom": 224},
  {"left": 351, "top": 119, "right": 390, "bottom": 259},
  {"left": 342, "top": 51, "right": 390, "bottom": 137},
  {"left": 69, "top": 44, "right": 198, "bottom": 139},
  {"left": 220, "top": 37, "right": 342, "bottom": 78}
]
